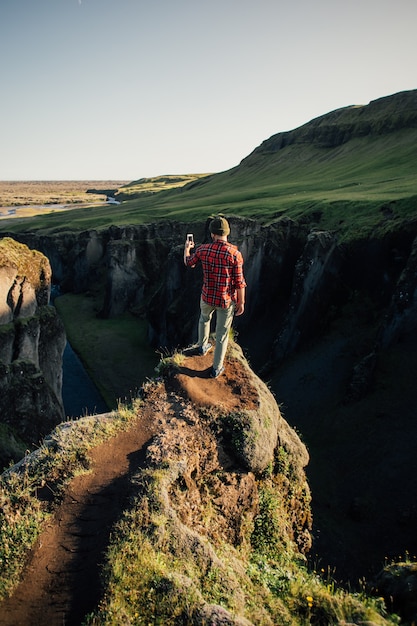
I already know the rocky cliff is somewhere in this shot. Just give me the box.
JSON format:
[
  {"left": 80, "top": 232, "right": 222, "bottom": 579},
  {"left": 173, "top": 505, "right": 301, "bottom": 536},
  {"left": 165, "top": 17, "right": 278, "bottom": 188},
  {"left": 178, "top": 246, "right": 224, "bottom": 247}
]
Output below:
[
  {"left": 0, "top": 238, "right": 66, "bottom": 458},
  {"left": 0, "top": 340, "right": 313, "bottom": 625},
  {"left": 99, "top": 344, "right": 313, "bottom": 625},
  {"left": 3, "top": 211, "right": 416, "bottom": 404},
  {"left": 10, "top": 211, "right": 417, "bottom": 364},
  {"left": 7, "top": 211, "right": 417, "bottom": 586},
  {"left": 3, "top": 339, "right": 414, "bottom": 624},
  {"left": 241, "top": 89, "right": 417, "bottom": 157}
]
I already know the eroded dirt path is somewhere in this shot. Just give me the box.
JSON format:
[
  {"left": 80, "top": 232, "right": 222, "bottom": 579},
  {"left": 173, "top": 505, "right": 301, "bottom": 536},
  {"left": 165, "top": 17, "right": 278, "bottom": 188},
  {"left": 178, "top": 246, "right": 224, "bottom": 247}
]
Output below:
[
  {"left": 0, "top": 350, "right": 248, "bottom": 626},
  {"left": 0, "top": 413, "right": 156, "bottom": 626}
]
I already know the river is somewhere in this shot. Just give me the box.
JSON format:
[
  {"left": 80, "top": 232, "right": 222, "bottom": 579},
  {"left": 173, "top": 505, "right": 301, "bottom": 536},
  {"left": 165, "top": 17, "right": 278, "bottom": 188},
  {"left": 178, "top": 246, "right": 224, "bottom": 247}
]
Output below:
[
  {"left": 50, "top": 285, "right": 108, "bottom": 418},
  {"left": 62, "top": 342, "right": 108, "bottom": 418}
]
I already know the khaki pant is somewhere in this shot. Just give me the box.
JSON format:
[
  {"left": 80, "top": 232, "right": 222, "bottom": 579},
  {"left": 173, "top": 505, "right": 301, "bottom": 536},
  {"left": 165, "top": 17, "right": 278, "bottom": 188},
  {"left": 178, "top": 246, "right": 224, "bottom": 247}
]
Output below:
[{"left": 198, "top": 298, "right": 235, "bottom": 371}]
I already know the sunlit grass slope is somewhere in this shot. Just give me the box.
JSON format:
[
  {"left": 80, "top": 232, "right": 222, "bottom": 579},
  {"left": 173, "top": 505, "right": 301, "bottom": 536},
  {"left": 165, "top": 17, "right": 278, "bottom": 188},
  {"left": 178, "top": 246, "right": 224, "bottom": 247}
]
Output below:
[
  {"left": 117, "top": 173, "right": 211, "bottom": 199},
  {"left": 3, "top": 93, "right": 417, "bottom": 240}
]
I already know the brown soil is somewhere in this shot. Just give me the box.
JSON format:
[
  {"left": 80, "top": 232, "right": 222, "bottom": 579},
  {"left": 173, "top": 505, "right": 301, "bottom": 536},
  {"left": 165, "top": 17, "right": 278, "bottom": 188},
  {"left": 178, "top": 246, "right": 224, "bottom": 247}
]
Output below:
[
  {"left": 0, "top": 351, "right": 257, "bottom": 626},
  {"left": 173, "top": 351, "right": 259, "bottom": 412},
  {"left": 0, "top": 414, "right": 156, "bottom": 626}
]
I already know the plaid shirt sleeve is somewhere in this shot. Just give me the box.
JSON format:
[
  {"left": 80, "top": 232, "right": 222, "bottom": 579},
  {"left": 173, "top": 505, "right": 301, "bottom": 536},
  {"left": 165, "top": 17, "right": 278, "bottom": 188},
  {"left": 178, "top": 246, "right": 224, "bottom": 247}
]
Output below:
[{"left": 186, "top": 241, "right": 246, "bottom": 308}]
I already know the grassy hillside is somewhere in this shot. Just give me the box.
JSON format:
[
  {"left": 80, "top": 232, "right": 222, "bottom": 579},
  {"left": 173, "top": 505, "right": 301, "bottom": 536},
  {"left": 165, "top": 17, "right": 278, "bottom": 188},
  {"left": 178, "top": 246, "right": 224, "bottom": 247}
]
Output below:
[
  {"left": 2, "top": 91, "right": 417, "bottom": 240},
  {"left": 116, "top": 173, "right": 211, "bottom": 200}
]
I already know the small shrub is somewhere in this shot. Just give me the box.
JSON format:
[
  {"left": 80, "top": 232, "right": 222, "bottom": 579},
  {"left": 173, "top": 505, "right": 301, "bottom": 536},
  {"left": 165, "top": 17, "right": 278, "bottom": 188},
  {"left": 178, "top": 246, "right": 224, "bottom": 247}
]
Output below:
[
  {"left": 154, "top": 351, "right": 185, "bottom": 376},
  {"left": 251, "top": 485, "right": 292, "bottom": 559}
]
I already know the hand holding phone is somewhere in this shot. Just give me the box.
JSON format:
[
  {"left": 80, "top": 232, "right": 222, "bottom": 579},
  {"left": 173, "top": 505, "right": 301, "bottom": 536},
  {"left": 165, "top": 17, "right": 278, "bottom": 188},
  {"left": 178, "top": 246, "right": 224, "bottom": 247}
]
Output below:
[{"left": 186, "top": 233, "right": 194, "bottom": 248}]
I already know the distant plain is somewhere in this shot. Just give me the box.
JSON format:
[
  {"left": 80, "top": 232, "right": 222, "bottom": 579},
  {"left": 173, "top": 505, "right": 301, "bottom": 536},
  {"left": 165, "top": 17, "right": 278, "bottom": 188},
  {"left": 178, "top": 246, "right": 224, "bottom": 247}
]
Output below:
[
  {"left": 0, "top": 180, "right": 129, "bottom": 220},
  {"left": 0, "top": 180, "right": 128, "bottom": 207}
]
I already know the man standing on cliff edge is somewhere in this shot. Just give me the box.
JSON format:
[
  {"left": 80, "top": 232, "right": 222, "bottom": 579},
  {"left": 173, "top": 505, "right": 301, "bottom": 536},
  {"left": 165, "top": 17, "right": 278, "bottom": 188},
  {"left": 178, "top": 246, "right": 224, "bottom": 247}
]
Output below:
[{"left": 183, "top": 216, "right": 246, "bottom": 378}]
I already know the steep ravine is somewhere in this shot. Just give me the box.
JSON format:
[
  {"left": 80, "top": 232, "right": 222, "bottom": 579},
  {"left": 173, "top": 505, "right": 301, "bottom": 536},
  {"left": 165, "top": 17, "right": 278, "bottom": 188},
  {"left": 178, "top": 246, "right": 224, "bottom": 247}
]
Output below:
[{"left": 3, "top": 213, "right": 417, "bottom": 589}]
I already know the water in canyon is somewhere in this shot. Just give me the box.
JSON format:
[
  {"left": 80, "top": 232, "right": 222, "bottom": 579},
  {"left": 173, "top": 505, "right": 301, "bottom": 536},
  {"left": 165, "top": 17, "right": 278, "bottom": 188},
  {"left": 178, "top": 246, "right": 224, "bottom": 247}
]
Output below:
[{"left": 62, "top": 342, "right": 108, "bottom": 418}]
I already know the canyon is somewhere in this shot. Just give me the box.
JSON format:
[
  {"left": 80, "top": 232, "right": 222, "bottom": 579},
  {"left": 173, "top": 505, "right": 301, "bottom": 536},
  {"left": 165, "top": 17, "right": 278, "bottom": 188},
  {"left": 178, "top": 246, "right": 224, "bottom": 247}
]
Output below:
[
  {"left": 2, "top": 206, "right": 417, "bottom": 586},
  {"left": 1, "top": 90, "right": 417, "bottom": 612}
]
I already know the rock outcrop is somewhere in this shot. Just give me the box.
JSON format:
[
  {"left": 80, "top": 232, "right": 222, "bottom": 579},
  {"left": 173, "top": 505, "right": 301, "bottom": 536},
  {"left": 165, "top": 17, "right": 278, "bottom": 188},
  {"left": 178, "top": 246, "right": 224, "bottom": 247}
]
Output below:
[
  {"left": 379, "top": 232, "right": 417, "bottom": 347},
  {"left": 95, "top": 340, "right": 312, "bottom": 624},
  {"left": 0, "top": 337, "right": 411, "bottom": 624},
  {"left": 0, "top": 337, "right": 313, "bottom": 625},
  {"left": 340, "top": 230, "right": 417, "bottom": 403},
  {"left": 270, "top": 230, "right": 341, "bottom": 364},
  {"left": 373, "top": 562, "right": 417, "bottom": 624},
  {"left": 0, "top": 238, "right": 66, "bottom": 452}
]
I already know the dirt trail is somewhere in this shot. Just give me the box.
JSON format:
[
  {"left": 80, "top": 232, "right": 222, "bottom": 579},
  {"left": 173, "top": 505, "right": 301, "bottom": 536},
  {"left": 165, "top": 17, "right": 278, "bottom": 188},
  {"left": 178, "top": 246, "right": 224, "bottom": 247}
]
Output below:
[
  {"left": 0, "top": 350, "right": 242, "bottom": 626},
  {"left": 0, "top": 413, "right": 156, "bottom": 626}
]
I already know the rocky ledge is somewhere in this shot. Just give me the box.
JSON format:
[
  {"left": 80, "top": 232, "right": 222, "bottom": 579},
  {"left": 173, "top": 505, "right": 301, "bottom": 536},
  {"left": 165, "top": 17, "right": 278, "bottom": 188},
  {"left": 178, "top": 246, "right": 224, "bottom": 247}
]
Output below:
[
  {"left": 93, "top": 339, "right": 312, "bottom": 623},
  {"left": 0, "top": 237, "right": 66, "bottom": 457}
]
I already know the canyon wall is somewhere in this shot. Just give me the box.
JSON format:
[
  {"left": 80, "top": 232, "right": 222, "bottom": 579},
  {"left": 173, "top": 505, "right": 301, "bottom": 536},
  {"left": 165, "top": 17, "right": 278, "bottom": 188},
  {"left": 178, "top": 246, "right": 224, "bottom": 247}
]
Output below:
[
  {"left": 0, "top": 238, "right": 66, "bottom": 450},
  {"left": 3, "top": 211, "right": 417, "bottom": 584},
  {"left": 9, "top": 214, "right": 417, "bottom": 371}
]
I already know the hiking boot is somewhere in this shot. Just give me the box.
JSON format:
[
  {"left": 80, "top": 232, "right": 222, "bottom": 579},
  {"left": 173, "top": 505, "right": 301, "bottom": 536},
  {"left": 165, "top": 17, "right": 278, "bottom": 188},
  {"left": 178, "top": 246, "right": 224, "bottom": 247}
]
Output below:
[
  {"left": 210, "top": 365, "right": 225, "bottom": 378},
  {"left": 198, "top": 342, "right": 212, "bottom": 356}
]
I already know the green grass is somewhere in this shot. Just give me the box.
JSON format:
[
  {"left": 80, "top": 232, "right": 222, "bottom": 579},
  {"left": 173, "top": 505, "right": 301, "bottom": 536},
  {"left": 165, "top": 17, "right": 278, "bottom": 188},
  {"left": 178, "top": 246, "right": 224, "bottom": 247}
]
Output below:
[
  {"left": 0, "top": 405, "right": 141, "bottom": 602},
  {"left": 55, "top": 293, "right": 159, "bottom": 408},
  {"left": 3, "top": 129, "right": 417, "bottom": 239},
  {"left": 117, "top": 173, "right": 211, "bottom": 200},
  {"left": 86, "top": 457, "right": 399, "bottom": 626}
]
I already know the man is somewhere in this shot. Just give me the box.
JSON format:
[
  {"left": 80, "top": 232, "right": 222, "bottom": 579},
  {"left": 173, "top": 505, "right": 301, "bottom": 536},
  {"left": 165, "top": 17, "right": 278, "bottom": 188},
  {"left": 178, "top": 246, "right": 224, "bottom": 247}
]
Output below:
[{"left": 183, "top": 216, "right": 246, "bottom": 378}]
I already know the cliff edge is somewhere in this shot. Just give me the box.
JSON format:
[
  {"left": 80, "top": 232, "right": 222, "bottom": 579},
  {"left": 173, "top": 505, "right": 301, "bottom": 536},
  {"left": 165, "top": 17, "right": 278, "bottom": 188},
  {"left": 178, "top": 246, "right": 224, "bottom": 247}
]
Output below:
[
  {"left": 1, "top": 339, "right": 408, "bottom": 625},
  {"left": 0, "top": 237, "right": 66, "bottom": 460},
  {"left": 0, "top": 339, "right": 313, "bottom": 625}
]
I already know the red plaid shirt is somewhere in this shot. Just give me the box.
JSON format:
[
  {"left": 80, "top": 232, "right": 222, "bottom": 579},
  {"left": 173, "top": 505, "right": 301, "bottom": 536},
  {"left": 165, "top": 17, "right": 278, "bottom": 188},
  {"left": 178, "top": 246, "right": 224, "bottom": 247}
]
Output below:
[{"left": 186, "top": 240, "right": 246, "bottom": 308}]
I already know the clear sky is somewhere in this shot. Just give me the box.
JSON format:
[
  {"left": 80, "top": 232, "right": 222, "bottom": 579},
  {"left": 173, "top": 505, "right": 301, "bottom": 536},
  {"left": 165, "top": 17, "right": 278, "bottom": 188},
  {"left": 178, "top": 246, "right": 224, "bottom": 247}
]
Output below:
[{"left": 1, "top": 0, "right": 416, "bottom": 181}]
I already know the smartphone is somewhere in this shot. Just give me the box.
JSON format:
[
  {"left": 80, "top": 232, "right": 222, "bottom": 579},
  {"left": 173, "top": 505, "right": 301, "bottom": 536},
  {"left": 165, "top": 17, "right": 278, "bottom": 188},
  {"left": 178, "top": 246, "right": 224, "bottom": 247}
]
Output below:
[{"left": 187, "top": 233, "right": 194, "bottom": 244}]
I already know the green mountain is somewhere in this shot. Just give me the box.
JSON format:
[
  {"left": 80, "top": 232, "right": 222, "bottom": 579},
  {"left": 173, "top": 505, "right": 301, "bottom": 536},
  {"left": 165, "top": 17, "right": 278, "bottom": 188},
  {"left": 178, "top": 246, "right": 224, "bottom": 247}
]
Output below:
[
  {"left": 113, "top": 89, "right": 417, "bottom": 233},
  {"left": 169, "top": 88, "right": 417, "bottom": 236},
  {"left": 4, "top": 89, "right": 417, "bottom": 238},
  {"left": 234, "top": 88, "right": 417, "bottom": 202}
]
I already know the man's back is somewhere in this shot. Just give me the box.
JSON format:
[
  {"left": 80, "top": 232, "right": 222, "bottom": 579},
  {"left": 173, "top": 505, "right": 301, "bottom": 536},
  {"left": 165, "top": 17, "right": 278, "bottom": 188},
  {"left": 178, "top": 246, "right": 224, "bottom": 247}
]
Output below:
[{"left": 192, "top": 240, "right": 243, "bottom": 308}]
